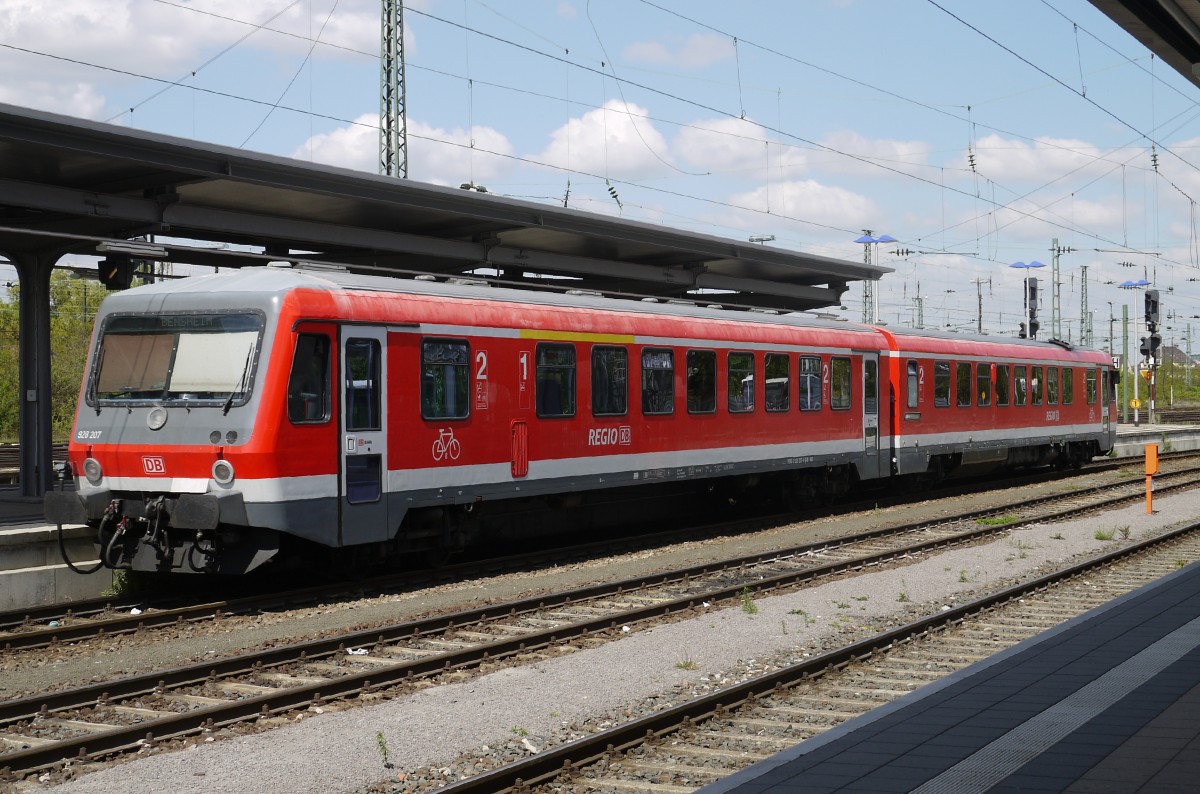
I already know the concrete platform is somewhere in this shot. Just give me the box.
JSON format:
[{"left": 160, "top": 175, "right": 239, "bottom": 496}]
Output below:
[
  {"left": 1112, "top": 422, "right": 1200, "bottom": 457},
  {"left": 0, "top": 489, "right": 112, "bottom": 610},
  {"left": 703, "top": 551, "right": 1200, "bottom": 793}
]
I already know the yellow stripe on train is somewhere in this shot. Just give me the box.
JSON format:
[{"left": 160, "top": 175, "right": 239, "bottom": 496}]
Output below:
[{"left": 519, "top": 329, "right": 636, "bottom": 344}]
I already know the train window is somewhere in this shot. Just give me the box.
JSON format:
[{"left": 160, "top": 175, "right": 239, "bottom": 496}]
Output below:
[
  {"left": 91, "top": 312, "right": 263, "bottom": 406},
  {"left": 642, "top": 348, "right": 675, "bottom": 415},
  {"left": 1062, "top": 367, "right": 1074, "bottom": 405},
  {"left": 1086, "top": 369, "right": 1098, "bottom": 403},
  {"left": 996, "top": 365, "right": 1011, "bottom": 406},
  {"left": 956, "top": 363, "right": 971, "bottom": 407},
  {"left": 765, "top": 353, "right": 790, "bottom": 412},
  {"left": 1014, "top": 365, "right": 1028, "bottom": 406},
  {"left": 687, "top": 350, "right": 717, "bottom": 414},
  {"left": 1031, "top": 366, "right": 1044, "bottom": 405},
  {"left": 863, "top": 359, "right": 878, "bottom": 414},
  {"left": 345, "top": 338, "right": 381, "bottom": 431},
  {"left": 287, "top": 333, "right": 331, "bottom": 423},
  {"left": 799, "top": 356, "right": 822, "bottom": 411},
  {"left": 536, "top": 343, "right": 577, "bottom": 418},
  {"left": 421, "top": 339, "right": 470, "bottom": 420},
  {"left": 934, "top": 361, "right": 951, "bottom": 407},
  {"left": 830, "top": 357, "right": 852, "bottom": 410},
  {"left": 1047, "top": 367, "right": 1059, "bottom": 404},
  {"left": 728, "top": 352, "right": 754, "bottom": 413},
  {"left": 976, "top": 364, "right": 991, "bottom": 407},
  {"left": 906, "top": 361, "right": 918, "bottom": 409},
  {"left": 345, "top": 455, "right": 381, "bottom": 504},
  {"left": 592, "top": 346, "right": 628, "bottom": 416}
]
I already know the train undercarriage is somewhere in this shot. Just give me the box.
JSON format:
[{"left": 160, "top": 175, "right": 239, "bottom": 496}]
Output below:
[{"left": 49, "top": 439, "right": 1104, "bottom": 576}]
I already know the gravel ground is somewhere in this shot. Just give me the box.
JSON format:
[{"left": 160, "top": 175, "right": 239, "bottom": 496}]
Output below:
[
  {"left": 1, "top": 474, "right": 1079, "bottom": 699},
  {"left": 33, "top": 481, "right": 1195, "bottom": 794}
]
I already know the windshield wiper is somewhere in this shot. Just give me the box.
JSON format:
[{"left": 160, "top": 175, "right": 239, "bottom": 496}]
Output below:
[
  {"left": 90, "top": 347, "right": 106, "bottom": 415},
  {"left": 223, "top": 348, "right": 254, "bottom": 416}
]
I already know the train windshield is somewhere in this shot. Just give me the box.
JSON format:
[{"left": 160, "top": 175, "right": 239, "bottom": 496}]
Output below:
[{"left": 89, "top": 312, "right": 264, "bottom": 406}]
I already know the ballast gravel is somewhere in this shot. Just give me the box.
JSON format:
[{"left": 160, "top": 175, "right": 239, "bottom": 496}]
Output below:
[{"left": 35, "top": 487, "right": 1199, "bottom": 794}]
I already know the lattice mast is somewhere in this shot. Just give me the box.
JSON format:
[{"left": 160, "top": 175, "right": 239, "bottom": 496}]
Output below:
[
  {"left": 860, "top": 230, "right": 875, "bottom": 325},
  {"left": 380, "top": 0, "right": 408, "bottom": 178}
]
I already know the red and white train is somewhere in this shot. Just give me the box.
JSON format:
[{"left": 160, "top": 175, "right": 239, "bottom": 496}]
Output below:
[{"left": 46, "top": 266, "right": 1117, "bottom": 574}]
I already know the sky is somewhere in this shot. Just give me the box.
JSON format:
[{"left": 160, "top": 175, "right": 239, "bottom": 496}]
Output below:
[{"left": 2, "top": 0, "right": 1199, "bottom": 351}]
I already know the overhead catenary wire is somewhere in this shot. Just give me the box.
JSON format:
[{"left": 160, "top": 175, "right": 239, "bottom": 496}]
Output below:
[
  {"left": 6, "top": 1, "right": 1200, "bottom": 300},
  {"left": 14, "top": 0, "right": 1166, "bottom": 271},
  {"left": 109, "top": 0, "right": 1199, "bottom": 267}
]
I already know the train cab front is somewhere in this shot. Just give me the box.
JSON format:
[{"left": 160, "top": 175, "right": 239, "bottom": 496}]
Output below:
[{"left": 44, "top": 308, "right": 280, "bottom": 575}]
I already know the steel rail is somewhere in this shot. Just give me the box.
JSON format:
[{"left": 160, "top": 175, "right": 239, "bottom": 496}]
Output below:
[
  {"left": 434, "top": 521, "right": 1200, "bottom": 794},
  {"left": 0, "top": 467, "right": 1193, "bottom": 777},
  {"left": 4, "top": 472, "right": 1195, "bottom": 777},
  {"left": 0, "top": 450, "right": 1153, "bottom": 636},
  {"left": 0, "top": 460, "right": 1179, "bottom": 653}
]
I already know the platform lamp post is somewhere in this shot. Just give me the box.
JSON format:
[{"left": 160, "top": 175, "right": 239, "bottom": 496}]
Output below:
[
  {"left": 1010, "top": 260, "right": 1046, "bottom": 338},
  {"left": 1107, "top": 300, "right": 1127, "bottom": 423},
  {"left": 855, "top": 232, "right": 896, "bottom": 324}
]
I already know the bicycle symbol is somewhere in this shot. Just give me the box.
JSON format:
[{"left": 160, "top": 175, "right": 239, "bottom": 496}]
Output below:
[{"left": 431, "top": 428, "right": 461, "bottom": 462}]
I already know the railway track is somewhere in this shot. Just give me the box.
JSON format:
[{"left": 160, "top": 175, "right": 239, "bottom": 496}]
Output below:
[
  {"left": 0, "top": 449, "right": 1171, "bottom": 644},
  {"left": 1, "top": 462, "right": 1198, "bottom": 781},
  {"left": 0, "top": 457, "right": 1189, "bottom": 654},
  {"left": 0, "top": 444, "right": 68, "bottom": 474},
  {"left": 437, "top": 519, "right": 1200, "bottom": 794},
  {"left": 1153, "top": 407, "right": 1200, "bottom": 424}
]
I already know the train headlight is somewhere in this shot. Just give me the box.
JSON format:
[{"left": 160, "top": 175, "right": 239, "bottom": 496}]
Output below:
[
  {"left": 212, "top": 459, "right": 235, "bottom": 485},
  {"left": 147, "top": 406, "right": 168, "bottom": 431},
  {"left": 82, "top": 457, "right": 103, "bottom": 485}
]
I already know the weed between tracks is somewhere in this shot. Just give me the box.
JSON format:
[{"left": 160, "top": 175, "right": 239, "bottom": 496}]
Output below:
[{"left": 740, "top": 587, "right": 758, "bottom": 615}]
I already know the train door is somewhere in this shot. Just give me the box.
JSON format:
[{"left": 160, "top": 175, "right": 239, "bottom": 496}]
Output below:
[
  {"left": 339, "top": 326, "right": 388, "bottom": 546},
  {"left": 861, "top": 353, "right": 882, "bottom": 479}
]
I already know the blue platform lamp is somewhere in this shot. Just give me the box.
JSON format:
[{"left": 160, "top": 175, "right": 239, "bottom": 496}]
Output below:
[
  {"left": 854, "top": 233, "right": 896, "bottom": 323},
  {"left": 1010, "top": 260, "right": 1046, "bottom": 338}
]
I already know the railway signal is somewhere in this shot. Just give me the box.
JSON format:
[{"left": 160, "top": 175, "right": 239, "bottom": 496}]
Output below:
[
  {"left": 97, "top": 255, "right": 133, "bottom": 290},
  {"left": 1145, "top": 289, "right": 1161, "bottom": 326}
]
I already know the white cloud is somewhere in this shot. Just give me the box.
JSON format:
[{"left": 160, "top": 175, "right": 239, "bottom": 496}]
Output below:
[
  {"left": 292, "top": 114, "right": 515, "bottom": 185},
  {"left": 727, "top": 179, "right": 879, "bottom": 231},
  {"left": 674, "top": 117, "right": 808, "bottom": 179},
  {"left": 970, "top": 133, "right": 1107, "bottom": 184},
  {"left": 810, "top": 130, "right": 932, "bottom": 179},
  {"left": 292, "top": 113, "right": 377, "bottom": 171},
  {"left": 535, "top": 99, "right": 674, "bottom": 180},
  {"left": 556, "top": 2, "right": 578, "bottom": 21},
  {"left": 623, "top": 33, "right": 733, "bottom": 69},
  {"left": 0, "top": 0, "right": 384, "bottom": 118},
  {"left": 0, "top": 79, "right": 104, "bottom": 118}
]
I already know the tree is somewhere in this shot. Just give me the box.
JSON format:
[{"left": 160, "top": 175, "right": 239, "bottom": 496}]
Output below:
[
  {"left": 0, "top": 271, "right": 102, "bottom": 440},
  {"left": 0, "top": 285, "right": 17, "bottom": 440}
]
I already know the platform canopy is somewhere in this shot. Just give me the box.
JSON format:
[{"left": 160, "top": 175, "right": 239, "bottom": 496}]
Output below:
[
  {"left": 0, "top": 103, "right": 888, "bottom": 313},
  {"left": 1089, "top": 0, "right": 1200, "bottom": 91}
]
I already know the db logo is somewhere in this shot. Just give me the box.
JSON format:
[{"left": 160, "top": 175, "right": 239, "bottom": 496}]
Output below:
[{"left": 142, "top": 456, "right": 166, "bottom": 474}]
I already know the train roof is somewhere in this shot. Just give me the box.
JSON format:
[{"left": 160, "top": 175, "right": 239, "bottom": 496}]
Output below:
[
  {"left": 881, "top": 323, "right": 1111, "bottom": 360},
  {"left": 99, "top": 268, "right": 1111, "bottom": 362},
  {"left": 100, "top": 266, "right": 884, "bottom": 337}
]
